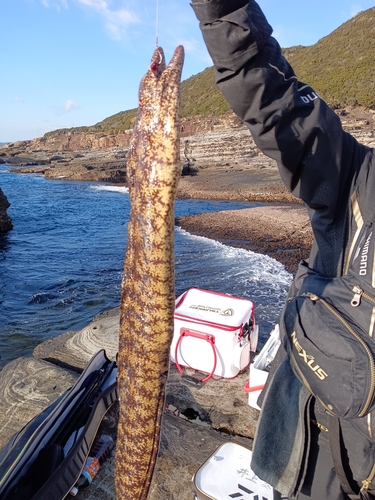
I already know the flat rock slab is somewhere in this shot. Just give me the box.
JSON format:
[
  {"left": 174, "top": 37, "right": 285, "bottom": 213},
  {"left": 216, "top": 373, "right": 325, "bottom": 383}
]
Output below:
[
  {"left": 78, "top": 406, "right": 253, "bottom": 500},
  {"left": 34, "top": 308, "right": 120, "bottom": 371},
  {"left": 0, "top": 357, "right": 78, "bottom": 449}
]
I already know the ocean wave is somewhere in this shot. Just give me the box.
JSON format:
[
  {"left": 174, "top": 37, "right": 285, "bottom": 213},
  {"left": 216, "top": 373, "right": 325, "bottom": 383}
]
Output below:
[
  {"left": 175, "top": 227, "right": 291, "bottom": 280},
  {"left": 91, "top": 185, "right": 129, "bottom": 194}
]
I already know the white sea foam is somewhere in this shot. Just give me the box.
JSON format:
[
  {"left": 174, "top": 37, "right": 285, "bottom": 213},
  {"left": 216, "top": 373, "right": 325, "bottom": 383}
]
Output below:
[
  {"left": 91, "top": 185, "right": 129, "bottom": 194},
  {"left": 175, "top": 227, "right": 291, "bottom": 281},
  {"left": 174, "top": 227, "right": 292, "bottom": 330}
]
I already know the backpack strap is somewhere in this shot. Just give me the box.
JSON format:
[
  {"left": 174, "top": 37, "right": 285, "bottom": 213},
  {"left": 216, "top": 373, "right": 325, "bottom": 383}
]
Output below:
[{"left": 328, "top": 415, "right": 362, "bottom": 499}]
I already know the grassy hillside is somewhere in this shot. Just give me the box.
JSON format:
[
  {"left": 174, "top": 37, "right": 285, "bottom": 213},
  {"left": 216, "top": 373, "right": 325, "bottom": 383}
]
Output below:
[
  {"left": 47, "top": 7, "right": 374, "bottom": 137},
  {"left": 283, "top": 7, "right": 375, "bottom": 107},
  {"left": 180, "top": 66, "right": 230, "bottom": 117}
]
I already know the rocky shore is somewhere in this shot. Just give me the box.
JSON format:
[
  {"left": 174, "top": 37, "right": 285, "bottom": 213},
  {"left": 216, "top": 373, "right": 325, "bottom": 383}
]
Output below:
[{"left": 1, "top": 107, "right": 374, "bottom": 188}]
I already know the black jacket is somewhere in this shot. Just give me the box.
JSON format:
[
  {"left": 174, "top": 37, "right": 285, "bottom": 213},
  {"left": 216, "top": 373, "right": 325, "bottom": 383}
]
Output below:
[{"left": 191, "top": 0, "right": 375, "bottom": 497}]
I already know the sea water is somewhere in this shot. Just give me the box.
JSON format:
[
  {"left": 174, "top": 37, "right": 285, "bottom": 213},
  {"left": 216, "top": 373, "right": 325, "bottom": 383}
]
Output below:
[{"left": 0, "top": 165, "right": 291, "bottom": 369}]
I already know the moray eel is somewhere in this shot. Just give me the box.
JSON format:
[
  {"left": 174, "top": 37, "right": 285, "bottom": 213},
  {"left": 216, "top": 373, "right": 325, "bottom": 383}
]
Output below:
[{"left": 115, "top": 45, "right": 184, "bottom": 500}]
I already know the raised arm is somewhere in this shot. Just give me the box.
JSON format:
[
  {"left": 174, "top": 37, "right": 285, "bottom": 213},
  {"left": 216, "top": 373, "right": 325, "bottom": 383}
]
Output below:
[{"left": 191, "top": 0, "right": 360, "bottom": 211}]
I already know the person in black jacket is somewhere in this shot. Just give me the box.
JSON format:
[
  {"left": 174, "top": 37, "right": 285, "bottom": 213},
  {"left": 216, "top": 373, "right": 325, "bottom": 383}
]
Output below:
[{"left": 190, "top": 1, "right": 375, "bottom": 499}]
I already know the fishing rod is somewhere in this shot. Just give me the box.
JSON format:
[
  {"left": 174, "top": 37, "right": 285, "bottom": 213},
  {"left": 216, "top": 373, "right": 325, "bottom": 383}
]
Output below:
[{"left": 156, "top": 0, "right": 159, "bottom": 47}]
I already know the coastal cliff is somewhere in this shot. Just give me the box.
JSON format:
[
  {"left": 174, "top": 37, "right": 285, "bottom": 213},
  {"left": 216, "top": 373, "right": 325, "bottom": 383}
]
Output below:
[{"left": 0, "top": 107, "right": 373, "bottom": 188}]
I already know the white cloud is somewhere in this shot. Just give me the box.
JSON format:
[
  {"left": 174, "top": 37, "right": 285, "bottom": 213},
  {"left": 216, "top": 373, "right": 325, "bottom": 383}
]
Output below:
[
  {"left": 104, "top": 22, "right": 122, "bottom": 40},
  {"left": 177, "top": 38, "right": 212, "bottom": 65},
  {"left": 63, "top": 99, "right": 79, "bottom": 112},
  {"left": 39, "top": 0, "right": 138, "bottom": 38},
  {"left": 75, "top": 0, "right": 139, "bottom": 39},
  {"left": 41, "top": 0, "right": 68, "bottom": 10},
  {"left": 76, "top": 0, "right": 107, "bottom": 9},
  {"left": 14, "top": 97, "right": 25, "bottom": 104},
  {"left": 178, "top": 39, "right": 198, "bottom": 54}
]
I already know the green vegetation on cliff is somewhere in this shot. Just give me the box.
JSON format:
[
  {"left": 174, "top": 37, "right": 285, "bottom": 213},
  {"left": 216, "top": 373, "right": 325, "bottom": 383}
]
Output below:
[
  {"left": 45, "top": 7, "right": 374, "bottom": 138},
  {"left": 282, "top": 8, "right": 375, "bottom": 107},
  {"left": 180, "top": 67, "right": 231, "bottom": 117}
]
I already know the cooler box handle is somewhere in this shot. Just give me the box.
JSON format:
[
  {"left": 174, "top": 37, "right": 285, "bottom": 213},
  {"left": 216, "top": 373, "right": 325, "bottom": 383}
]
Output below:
[{"left": 174, "top": 328, "right": 217, "bottom": 383}]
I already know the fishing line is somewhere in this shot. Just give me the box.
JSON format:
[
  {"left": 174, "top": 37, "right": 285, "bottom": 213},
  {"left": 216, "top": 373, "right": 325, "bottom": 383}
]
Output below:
[{"left": 155, "top": 0, "right": 159, "bottom": 47}]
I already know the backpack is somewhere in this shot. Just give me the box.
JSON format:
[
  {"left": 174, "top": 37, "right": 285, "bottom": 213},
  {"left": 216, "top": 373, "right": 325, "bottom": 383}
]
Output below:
[
  {"left": 283, "top": 223, "right": 375, "bottom": 421},
  {"left": 0, "top": 350, "right": 118, "bottom": 500},
  {"left": 282, "top": 222, "right": 375, "bottom": 497}
]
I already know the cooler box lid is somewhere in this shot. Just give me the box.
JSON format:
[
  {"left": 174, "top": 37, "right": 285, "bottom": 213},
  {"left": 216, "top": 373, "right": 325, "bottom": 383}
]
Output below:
[{"left": 175, "top": 289, "right": 254, "bottom": 330}]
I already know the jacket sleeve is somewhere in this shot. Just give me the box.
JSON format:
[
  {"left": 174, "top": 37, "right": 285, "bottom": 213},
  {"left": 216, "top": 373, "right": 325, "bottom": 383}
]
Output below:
[{"left": 190, "top": 0, "right": 361, "bottom": 215}]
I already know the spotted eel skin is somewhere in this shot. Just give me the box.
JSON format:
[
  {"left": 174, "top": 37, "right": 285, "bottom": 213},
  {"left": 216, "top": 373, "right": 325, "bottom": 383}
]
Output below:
[{"left": 115, "top": 45, "right": 184, "bottom": 500}]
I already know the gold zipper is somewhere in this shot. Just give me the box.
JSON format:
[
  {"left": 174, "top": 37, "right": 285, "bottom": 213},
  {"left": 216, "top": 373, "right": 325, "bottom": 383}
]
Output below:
[
  {"left": 347, "top": 286, "right": 375, "bottom": 493},
  {"left": 368, "top": 413, "right": 373, "bottom": 438},
  {"left": 308, "top": 293, "right": 375, "bottom": 417},
  {"left": 351, "top": 285, "right": 375, "bottom": 307},
  {"left": 361, "top": 463, "right": 375, "bottom": 492}
]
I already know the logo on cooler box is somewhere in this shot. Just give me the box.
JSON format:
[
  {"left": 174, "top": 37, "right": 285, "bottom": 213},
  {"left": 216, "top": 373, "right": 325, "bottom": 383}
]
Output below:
[
  {"left": 220, "top": 308, "right": 234, "bottom": 316},
  {"left": 189, "top": 305, "right": 234, "bottom": 316}
]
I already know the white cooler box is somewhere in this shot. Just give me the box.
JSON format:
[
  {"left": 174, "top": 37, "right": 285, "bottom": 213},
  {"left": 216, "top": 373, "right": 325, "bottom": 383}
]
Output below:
[
  {"left": 171, "top": 288, "right": 257, "bottom": 381},
  {"left": 193, "top": 442, "right": 275, "bottom": 500},
  {"left": 244, "top": 325, "right": 281, "bottom": 410}
]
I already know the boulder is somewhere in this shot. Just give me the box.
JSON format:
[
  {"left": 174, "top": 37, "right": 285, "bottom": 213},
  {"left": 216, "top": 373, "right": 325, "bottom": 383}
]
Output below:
[{"left": 0, "top": 188, "right": 13, "bottom": 233}]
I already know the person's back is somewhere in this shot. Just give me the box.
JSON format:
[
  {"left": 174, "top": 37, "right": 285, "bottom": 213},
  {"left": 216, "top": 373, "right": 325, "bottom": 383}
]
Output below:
[{"left": 190, "top": 1, "right": 375, "bottom": 498}]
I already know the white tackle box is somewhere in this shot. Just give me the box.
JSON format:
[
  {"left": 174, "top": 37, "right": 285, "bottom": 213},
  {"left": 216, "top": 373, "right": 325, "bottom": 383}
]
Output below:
[
  {"left": 171, "top": 288, "right": 257, "bottom": 380},
  {"left": 193, "top": 442, "right": 275, "bottom": 500}
]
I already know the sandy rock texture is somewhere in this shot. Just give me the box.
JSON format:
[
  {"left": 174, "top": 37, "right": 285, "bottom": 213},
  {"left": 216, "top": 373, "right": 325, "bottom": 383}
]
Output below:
[{"left": 0, "top": 357, "right": 78, "bottom": 449}]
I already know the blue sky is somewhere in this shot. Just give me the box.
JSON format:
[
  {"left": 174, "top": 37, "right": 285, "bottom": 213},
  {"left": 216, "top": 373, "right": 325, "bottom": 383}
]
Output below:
[{"left": 1, "top": 0, "right": 374, "bottom": 143}]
